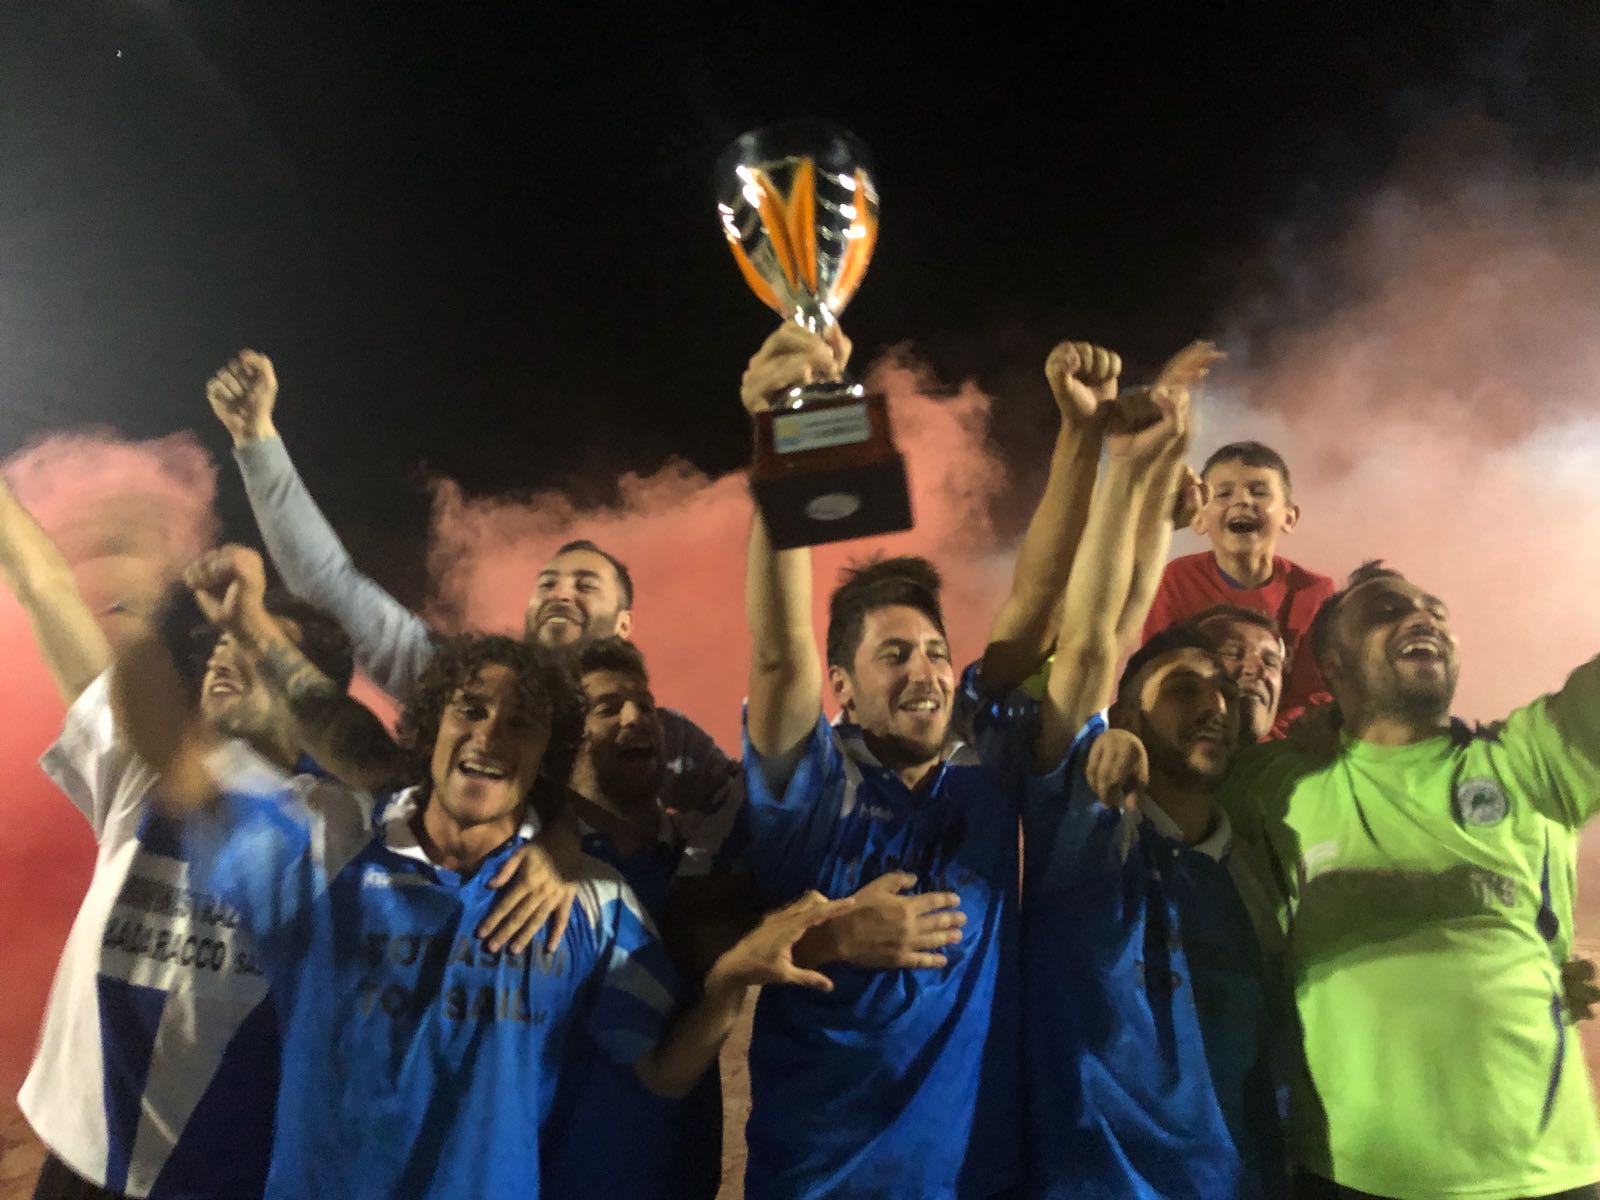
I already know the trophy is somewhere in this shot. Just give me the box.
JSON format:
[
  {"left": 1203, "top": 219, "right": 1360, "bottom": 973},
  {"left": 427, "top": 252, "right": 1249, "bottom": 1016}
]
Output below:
[{"left": 716, "top": 121, "right": 913, "bottom": 549}]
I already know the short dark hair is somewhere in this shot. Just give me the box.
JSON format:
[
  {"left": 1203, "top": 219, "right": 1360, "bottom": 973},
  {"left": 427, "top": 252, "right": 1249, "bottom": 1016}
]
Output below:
[
  {"left": 825, "top": 555, "right": 947, "bottom": 670},
  {"left": 154, "top": 584, "right": 355, "bottom": 696},
  {"left": 1117, "top": 621, "right": 1218, "bottom": 703},
  {"left": 577, "top": 635, "right": 648, "bottom": 686},
  {"left": 554, "top": 539, "right": 634, "bottom": 610},
  {"left": 1201, "top": 441, "right": 1293, "bottom": 497},
  {"left": 397, "top": 634, "right": 586, "bottom": 800},
  {"left": 1307, "top": 559, "right": 1406, "bottom": 667}
]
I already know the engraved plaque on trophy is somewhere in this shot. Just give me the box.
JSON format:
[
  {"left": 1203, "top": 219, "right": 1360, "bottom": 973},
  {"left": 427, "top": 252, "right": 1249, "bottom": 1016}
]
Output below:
[{"left": 716, "top": 121, "right": 913, "bottom": 550}]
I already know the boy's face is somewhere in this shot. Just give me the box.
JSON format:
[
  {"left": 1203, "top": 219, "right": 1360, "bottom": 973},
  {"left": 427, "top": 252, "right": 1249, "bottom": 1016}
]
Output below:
[{"left": 1196, "top": 460, "right": 1300, "bottom": 557}]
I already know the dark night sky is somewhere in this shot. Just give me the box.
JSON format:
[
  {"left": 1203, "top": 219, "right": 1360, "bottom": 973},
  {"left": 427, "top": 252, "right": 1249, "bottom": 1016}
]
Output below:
[{"left": 2, "top": 1, "right": 1597, "bottom": 605}]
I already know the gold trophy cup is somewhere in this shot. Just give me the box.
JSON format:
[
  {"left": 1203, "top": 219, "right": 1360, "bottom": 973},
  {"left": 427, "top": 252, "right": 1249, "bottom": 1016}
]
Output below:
[{"left": 716, "top": 121, "right": 912, "bottom": 549}]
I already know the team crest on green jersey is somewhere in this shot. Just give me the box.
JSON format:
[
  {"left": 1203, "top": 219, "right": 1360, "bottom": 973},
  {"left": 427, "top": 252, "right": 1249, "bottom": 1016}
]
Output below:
[{"left": 1453, "top": 777, "right": 1509, "bottom": 826}]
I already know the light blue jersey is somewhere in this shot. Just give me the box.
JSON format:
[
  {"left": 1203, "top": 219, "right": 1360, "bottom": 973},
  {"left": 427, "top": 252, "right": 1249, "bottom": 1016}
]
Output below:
[
  {"left": 739, "top": 683, "right": 1024, "bottom": 1200},
  {"left": 185, "top": 782, "right": 680, "bottom": 1200}
]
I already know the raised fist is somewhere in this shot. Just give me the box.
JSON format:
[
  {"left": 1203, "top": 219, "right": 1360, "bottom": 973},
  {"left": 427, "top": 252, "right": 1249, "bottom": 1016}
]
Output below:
[
  {"left": 1044, "top": 340, "right": 1120, "bottom": 426},
  {"left": 183, "top": 544, "right": 268, "bottom": 634},
  {"left": 740, "top": 323, "right": 851, "bottom": 416},
  {"left": 206, "top": 349, "right": 278, "bottom": 447}
]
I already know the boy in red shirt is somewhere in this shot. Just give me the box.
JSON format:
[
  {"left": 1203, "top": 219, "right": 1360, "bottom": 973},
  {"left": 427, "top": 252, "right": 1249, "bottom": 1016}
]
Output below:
[{"left": 1142, "top": 440, "right": 1334, "bottom": 731}]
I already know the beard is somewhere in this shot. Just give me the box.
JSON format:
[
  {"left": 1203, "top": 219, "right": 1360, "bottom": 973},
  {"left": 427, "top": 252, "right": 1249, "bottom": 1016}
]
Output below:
[
  {"left": 591, "top": 749, "right": 665, "bottom": 810},
  {"left": 1142, "top": 725, "right": 1230, "bottom": 790}
]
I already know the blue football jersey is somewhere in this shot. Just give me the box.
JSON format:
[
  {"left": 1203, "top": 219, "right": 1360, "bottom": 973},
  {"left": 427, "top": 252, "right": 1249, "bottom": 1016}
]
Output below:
[
  {"left": 1015, "top": 712, "right": 1284, "bottom": 1200},
  {"left": 185, "top": 782, "right": 680, "bottom": 1200},
  {"left": 739, "top": 700, "right": 1024, "bottom": 1200}
]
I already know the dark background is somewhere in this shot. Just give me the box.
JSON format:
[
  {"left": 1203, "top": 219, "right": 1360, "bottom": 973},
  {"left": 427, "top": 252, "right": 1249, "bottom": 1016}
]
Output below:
[{"left": 2, "top": 1, "right": 1596, "bottom": 602}]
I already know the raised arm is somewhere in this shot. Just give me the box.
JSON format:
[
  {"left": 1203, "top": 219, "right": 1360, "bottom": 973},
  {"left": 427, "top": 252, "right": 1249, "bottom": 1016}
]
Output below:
[
  {"left": 981, "top": 341, "right": 1117, "bottom": 690},
  {"left": 1035, "top": 381, "right": 1192, "bottom": 771},
  {"left": 0, "top": 468, "right": 111, "bottom": 702},
  {"left": 184, "top": 544, "right": 408, "bottom": 793},
  {"left": 207, "top": 350, "right": 436, "bottom": 699},
  {"left": 742, "top": 324, "right": 847, "bottom": 764}
]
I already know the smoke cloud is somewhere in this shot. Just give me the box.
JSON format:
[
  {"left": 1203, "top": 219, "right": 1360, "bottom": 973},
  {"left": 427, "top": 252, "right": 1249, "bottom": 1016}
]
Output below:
[{"left": 423, "top": 357, "right": 1013, "bottom": 752}]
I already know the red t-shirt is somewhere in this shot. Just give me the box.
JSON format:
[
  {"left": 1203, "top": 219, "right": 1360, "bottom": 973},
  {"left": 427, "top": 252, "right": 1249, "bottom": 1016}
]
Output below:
[{"left": 1141, "top": 551, "right": 1336, "bottom": 734}]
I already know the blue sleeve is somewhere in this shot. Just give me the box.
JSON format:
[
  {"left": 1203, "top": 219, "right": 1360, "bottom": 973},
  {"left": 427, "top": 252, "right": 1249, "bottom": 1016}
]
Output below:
[
  {"left": 960, "top": 661, "right": 1043, "bottom": 790},
  {"left": 181, "top": 787, "right": 326, "bottom": 974},
  {"left": 587, "top": 889, "right": 684, "bottom": 1067},
  {"left": 235, "top": 436, "right": 438, "bottom": 700},
  {"left": 739, "top": 710, "right": 847, "bottom": 903}
]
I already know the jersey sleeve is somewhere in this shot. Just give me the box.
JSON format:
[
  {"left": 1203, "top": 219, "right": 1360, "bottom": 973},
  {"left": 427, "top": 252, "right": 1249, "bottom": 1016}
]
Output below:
[
  {"left": 739, "top": 709, "right": 846, "bottom": 903},
  {"left": 582, "top": 878, "right": 684, "bottom": 1067},
  {"left": 1495, "top": 652, "right": 1600, "bottom": 828},
  {"left": 37, "top": 669, "right": 156, "bottom": 841},
  {"left": 234, "top": 436, "right": 437, "bottom": 701},
  {"left": 181, "top": 755, "right": 374, "bottom": 964},
  {"left": 959, "top": 661, "right": 1040, "bottom": 789}
]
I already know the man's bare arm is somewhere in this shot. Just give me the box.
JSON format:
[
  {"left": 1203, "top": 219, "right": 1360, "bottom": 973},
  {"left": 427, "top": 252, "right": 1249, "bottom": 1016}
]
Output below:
[
  {"left": 742, "top": 324, "right": 847, "bottom": 763},
  {"left": 0, "top": 471, "right": 111, "bottom": 703},
  {"left": 982, "top": 341, "right": 1115, "bottom": 691},
  {"left": 185, "top": 545, "right": 407, "bottom": 793},
  {"left": 1036, "top": 385, "right": 1192, "bottom": 771}
]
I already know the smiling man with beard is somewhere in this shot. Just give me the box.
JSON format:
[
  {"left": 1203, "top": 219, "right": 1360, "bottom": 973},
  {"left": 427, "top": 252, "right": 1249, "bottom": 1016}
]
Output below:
[
  {"left": 1221, "top": 562, "right": 1600, "bottom": 1200},
  {"left": 540, "top": 636, "right": 747, "bottom": 1200},
  {"left": 993, "top": 367, "right": 1288, "bottom": 1198}
]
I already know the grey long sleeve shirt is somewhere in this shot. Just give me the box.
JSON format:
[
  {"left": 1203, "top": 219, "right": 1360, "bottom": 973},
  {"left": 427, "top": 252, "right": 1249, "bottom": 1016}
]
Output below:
[{"left": 233, "top": 435, "right": 739, "bottom": 817}]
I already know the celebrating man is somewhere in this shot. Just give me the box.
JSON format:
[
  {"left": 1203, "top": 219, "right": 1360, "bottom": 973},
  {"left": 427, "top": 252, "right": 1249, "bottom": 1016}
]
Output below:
[
  {"left": 1222, "top": 563, "right": 1600, "bottom": 1199},
  {"left": 0, "top": 469, "right": 353, "bottom": 1200}
]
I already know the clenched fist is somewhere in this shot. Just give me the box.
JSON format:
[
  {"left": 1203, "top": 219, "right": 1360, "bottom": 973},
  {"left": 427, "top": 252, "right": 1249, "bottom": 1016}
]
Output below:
[
  {"left": 206, "top": 350, "right": 278, "bottom": 447},
  {"left": 183, "top": 544, "right": 269, "bottom": 635},
  {"left": 1044, "top": 340, "right": 1121, "bottom": 427}
]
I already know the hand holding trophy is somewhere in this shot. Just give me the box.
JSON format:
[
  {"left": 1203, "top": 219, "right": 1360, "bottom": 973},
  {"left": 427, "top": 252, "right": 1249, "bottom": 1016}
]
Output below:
[{"left": 716, "top": 121, "right": 913, "bottom": 549}]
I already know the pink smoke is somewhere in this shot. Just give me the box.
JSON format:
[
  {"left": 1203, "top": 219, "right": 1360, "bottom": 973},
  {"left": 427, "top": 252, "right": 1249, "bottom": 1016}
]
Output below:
[{"left": 423, "top": 357, "right": 1012, "bottom": 752}]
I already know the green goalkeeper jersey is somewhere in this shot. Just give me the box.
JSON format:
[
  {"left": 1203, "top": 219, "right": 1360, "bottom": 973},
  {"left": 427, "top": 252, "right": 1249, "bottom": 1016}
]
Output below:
[{"left": 1221, "top": 654, "right": 1600, "bottom": 1199}]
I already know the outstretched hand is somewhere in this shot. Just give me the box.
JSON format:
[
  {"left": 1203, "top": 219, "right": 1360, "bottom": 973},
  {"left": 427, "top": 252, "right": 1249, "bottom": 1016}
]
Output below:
[
  {"left": 740, "top": 322, "right": 851, "bottom": 415},
  {"left": 1044, "top": 340, "right": 1121, "bottom": 427},
  {"left": 206, "top": 349, "right": 279, "bottom": 448},
  {"left": 706, "top": 891, "right": 858, "bottom": 994},
  {"left": 1154, "top": 339, "right": 1225, "bottom": 391},
  {"left": 183, "top": 544, "right": 269, "bottom": 634}
]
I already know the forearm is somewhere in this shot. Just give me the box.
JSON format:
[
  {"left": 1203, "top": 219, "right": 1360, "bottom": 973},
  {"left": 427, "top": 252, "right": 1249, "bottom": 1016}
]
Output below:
[
  {"left": 632, "top": 974, "right": 749, "bottom": 1098},
  {"left": 0, "top": 489, "right": 111, "bottom": 702},
  {"left": 745, "top": 515, "right": 821, "bottom": 758},
  {"left": 1040, "top": 461, "right": 1155, "bottom": 764},
  {"left": 983, "top": 426, "right": 1101, "bottom": 689},
  {"left": 1113, "top": 453, "right": 1183, "bottom": 652},
  {"left": 235, "top": 436, "right": 434, "bottom": 698},
  {"left": 110, "top": 633, "right": 216, "bottom": 814},
  {"left": 238, "top": 611, "right": 404, "bottom": 791}
]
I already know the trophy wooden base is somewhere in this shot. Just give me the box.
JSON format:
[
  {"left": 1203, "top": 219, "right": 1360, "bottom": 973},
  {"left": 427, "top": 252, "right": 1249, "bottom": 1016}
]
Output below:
[{"left": 750, "top": 385, "right": 913, "bottom": 550}]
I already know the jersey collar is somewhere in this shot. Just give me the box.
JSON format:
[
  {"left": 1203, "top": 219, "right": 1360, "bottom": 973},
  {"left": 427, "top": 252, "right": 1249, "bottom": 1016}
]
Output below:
[{"left": 379, "top": 784, "right": 540, "bottom": 866}]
